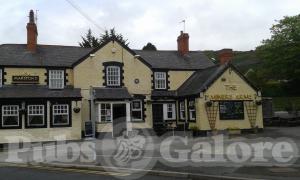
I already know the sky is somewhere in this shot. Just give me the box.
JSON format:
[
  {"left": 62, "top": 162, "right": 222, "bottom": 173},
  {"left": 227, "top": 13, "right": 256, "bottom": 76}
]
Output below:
[{"left": 0, "top": 0, "right": 299, "bottom": 51}]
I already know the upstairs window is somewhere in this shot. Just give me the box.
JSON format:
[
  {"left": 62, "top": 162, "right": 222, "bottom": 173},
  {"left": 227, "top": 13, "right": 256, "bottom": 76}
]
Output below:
[
  {"left": 2, "top": 105, "right": 19, "bottom": 127},
  {"left": 0, "top": 69, "right": 2, "bottom": 87},
  {"left": 49, "top": 70, "right": 64, "bottom": 89},
  {"left": 154, "top": 72, "right": 166, "bottom": 89},
  {"left": 27, "top": 105, "right": 45, "bottom": 127},
  {"left": 106, "top": 66, "right": 120, "bottom": 86}
]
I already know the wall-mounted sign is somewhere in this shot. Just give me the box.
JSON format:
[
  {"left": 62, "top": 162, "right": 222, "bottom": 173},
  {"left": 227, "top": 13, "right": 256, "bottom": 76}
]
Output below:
[
  {"left": 12, "top": 75, "right": 39, "bottom": 84},
  {"left": 206, "top": 94, "right": 253, "bottom": 101}
]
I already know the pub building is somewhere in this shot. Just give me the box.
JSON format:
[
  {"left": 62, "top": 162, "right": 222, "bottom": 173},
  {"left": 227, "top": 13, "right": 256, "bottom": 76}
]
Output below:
[{"left": 0, "top": 10, "right": 263, "bottom": 143}]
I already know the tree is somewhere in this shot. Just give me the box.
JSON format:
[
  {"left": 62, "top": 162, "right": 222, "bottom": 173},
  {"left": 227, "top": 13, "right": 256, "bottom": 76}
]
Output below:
[
  {"left": 99, "top": 28, "right": 129, "bottom": 47},
  {"left": 79, "top": 28, "right": 129, "bottom": 48},
  {"left": 79, "top": 29, "right": 100, "bottom": 48},
  {"left": 256, "top": 14, "right": 300, "bottom": 95},
  {"left": 142, "top": 42, "right": 157, "bottom": 51}
]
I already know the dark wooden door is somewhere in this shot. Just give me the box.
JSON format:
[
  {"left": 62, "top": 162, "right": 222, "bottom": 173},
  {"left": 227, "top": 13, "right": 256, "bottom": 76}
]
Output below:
[
  {"left": 152, "top": 104, "right": 165, "bottom": 135},
  {"left": 112, "top": 104, "right": 127, "bottom": 137}
]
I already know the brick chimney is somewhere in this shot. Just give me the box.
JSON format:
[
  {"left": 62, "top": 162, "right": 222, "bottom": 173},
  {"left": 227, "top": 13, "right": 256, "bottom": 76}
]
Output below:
[
  {"left": 177, "top": 31, "right": 189, "bottom": 56},
  {"left": 218, "top": 49, "right": 233, "bottom": 64},
  {"left": 26, "top": 10, "right": 38, "bottom": 53}
]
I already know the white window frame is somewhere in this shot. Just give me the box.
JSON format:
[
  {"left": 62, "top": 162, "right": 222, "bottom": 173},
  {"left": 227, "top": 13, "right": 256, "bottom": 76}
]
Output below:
[
  {"left": 49, "top": 70, "right": 64, "bottom": 89},
  {"left": 0, "top": 69, "right": 2, "bottom": 87},
  {"left": 2, "top": 105, "right": 19, "bottom": 127},
  {"left": 189, "top": 100, "right": 196, "bottom": 120},
  {"left": 154, "top": 72, "right": 166, "bottom": 89},
  {"left": 131, "top": 100, "right": 143, "bottom": 121},
  {"left": 163, "top": 103, "right": 176, "bottom": 120},
  {"left": 52, "top": 104, "right": 69, "bottom": 125},
  {"left": 106, "top": 66, "right": 120, "bottom": 86},
  {"left": 98, "top": 103, "right": 112, "bottom": 122},
  {"left": 179, "top": 101, "right": 186, "bottom": 120},
  {"left": 27, "top": 105, "right": 45, "bottom": 126}
]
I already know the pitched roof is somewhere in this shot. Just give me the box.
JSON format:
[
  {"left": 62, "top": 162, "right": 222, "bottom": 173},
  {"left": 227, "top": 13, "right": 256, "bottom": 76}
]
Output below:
[
  {"left": 0, "top": 44, "right": 92, "bottom": 67},
  {"left": 93, "top": 87, "right": 132, "bottom": 100},
  {"left": 177, "top": 63, "right": 259, "bottom": 97},
  {"left": 133, "top": 50, "right": 214, "bottom": 70},
  {"left": 0, "top": 39, "right": 214, "bottom": 70},
  {"left": 0, "top": 85, "right": 82, "bottom": 99}
]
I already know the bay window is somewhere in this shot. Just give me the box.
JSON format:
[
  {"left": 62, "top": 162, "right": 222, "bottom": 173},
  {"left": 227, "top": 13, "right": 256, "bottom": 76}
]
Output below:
[
  {"left": 27, "top": 105, "right": 45, "bottom": 127},
  {"left": 99, "top": 103, "right": 112, "bottom": 122},
  {"left": 2, "top": 105, "right": 19, "bottom": 127},
  {"left": 154, "top": 72, "right": 166, "bottom": 89},
  {"left": 163, "top": 103, "right": 176, "bottom": 120},
  {"left": 106, "top": 66, "right": 120, "bottom": 86},
  {"left": 131, "top": 100, "right": 143, "bottom": 121},
  {"left": 52, "top": 104, "right": 69, "bottom": 126},
  {"left": 49, "top": 70, "right": 64, "bottom": 89}
]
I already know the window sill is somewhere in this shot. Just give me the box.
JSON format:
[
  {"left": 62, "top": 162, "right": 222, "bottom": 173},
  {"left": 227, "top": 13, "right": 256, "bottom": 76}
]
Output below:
[
  {"left": 0, "top": 126, "right": 22, "bottom": 129},
  {"left": 131, "top": 120, "right": 145, "bottom": 123},
  {"left": 96, "top": 122, "right": 112, "bottom": 124}
]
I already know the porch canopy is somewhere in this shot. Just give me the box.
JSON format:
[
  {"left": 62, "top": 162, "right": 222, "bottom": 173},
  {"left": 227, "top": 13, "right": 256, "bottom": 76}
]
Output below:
[
  {"left": 0, "top": 85, "right": 82, "bottom": 99},
  {"left": 93, "top": 87, "right": 132, "bottom": 101}
]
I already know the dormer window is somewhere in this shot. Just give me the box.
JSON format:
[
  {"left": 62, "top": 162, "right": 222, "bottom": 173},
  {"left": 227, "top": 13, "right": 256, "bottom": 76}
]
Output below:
[
  {"left": 154, "top": 72, "right": 166, "bottom": 89},
  {"left": 49, "top": 70, "right": 64, "bottom": 89},
  {"left": 106, "top": 66, "right": 120, "bottom": 86}
]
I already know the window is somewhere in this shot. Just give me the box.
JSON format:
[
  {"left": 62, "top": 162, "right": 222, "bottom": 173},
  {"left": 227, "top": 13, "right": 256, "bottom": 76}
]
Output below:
[
  {"left": 27, "top": 105, "right": 44, "bottom": 126},
  {"left": 154, "top": 72, "right": 166, "bottom": 89},
  {"left": 49, "top": 70, "right": 64, "bottom": 89},
  {"left": 179, "top": 101, "right": 186, "bottom": 120},
  {"left": 106, "top": 66, "right": 120, "bottom": 86},
  {"left": 52, "top": 104, "right": 69, "bottom": 125},
  {"left": 132, "top": 100, "right": 143, "bottom": 121},
  {"left": 188, "top": 100, "right": 196, "bottom": 121},
  {"left": 99, "top": 103, "right": 112, "bottom": 122},
  {"left": 219, "top": 101, "right": 244, "bottom": 120},
  {"left": 2, "top": 105, "right": 19, "bottom": 127},
  {"left": 163, "top": 103, "right": 176, "bottom": 120},
  {"left": 0, "top": 69, "right": 2, "bottom": 87}
]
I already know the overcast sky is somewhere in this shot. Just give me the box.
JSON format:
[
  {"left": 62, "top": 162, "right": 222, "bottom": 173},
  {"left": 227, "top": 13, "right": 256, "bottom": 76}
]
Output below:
[{"left": 0, "top": 0, "right": 299, "bottom": 51}]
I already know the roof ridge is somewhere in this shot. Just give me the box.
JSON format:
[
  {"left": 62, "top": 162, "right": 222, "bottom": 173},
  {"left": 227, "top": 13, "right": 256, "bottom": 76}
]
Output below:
[{"left": 0, "top": 43, "right": 90, "bottom": 48}]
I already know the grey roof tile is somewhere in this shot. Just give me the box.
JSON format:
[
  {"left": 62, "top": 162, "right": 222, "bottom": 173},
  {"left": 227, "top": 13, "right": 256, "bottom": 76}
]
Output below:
[
  {"left": 93, "top": 87, "right": 132, "bottom": 100},
  {"left": 0, "top": 44, "right": 92, "bottom": 67},
  {"left": 134, "top": 50, "right": 214, "bottom": 70}
]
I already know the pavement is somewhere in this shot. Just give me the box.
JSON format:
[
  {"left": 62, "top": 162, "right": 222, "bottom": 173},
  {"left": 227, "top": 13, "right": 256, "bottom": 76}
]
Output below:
[{"left": 1, "top": 127, "right": 300, "bottom": 179}]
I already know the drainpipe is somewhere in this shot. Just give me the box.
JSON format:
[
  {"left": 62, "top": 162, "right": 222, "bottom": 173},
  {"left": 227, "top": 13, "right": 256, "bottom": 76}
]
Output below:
[{"left": 90, "top": 86, "right": 96, "bottom": 138}]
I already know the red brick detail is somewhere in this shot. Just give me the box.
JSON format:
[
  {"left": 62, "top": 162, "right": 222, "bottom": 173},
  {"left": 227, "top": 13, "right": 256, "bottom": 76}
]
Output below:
[
  {"left": 177, "top": 31, "right": 189, "bottom": 56},
  {"left": 218, "top": 49, "right": 233, "bottom": 64},
  {"left": 26, "top": 10, "right": 38, "bottom": 53}
]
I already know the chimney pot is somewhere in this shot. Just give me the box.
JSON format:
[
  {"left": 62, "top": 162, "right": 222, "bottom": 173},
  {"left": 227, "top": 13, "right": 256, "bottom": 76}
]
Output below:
[
  {"left": 218, "top": 49, "right": 233, "bottom": 64},
  {"left": 177, "top": 31, "right": 189, "bottom": 56},
  {"left": 27, "top": 10, "right": 38, "bottom": 53}
]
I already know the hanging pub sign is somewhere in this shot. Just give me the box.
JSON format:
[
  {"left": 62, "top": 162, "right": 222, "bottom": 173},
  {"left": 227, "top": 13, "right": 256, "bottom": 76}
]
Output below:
[{"left": 12, "top": 75, "right": 39, "bottom": 84}]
